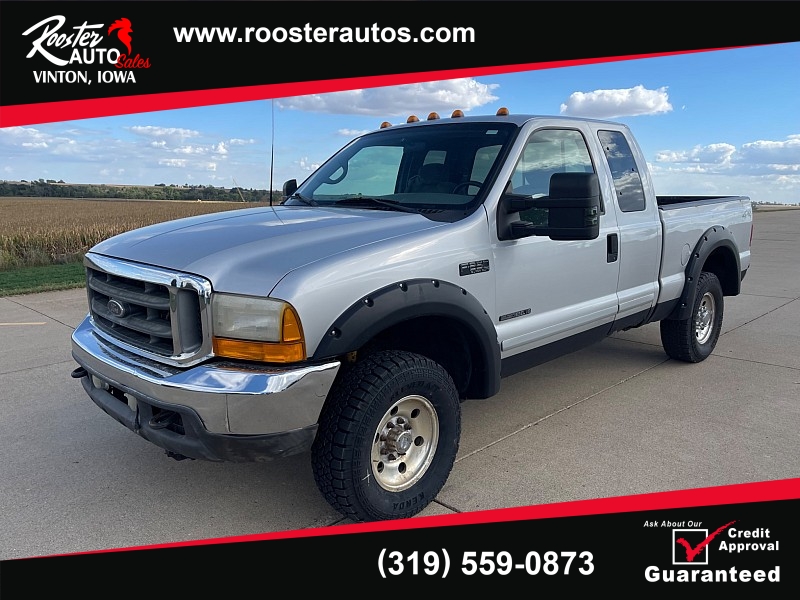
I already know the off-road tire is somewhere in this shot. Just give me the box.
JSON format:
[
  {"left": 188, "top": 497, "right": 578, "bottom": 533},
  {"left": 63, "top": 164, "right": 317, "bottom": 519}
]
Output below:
[
  {"left": 311, "top": 350, "right": 460, "bottom": 522},
  {"left": 660, "top": 271, "right": 724, "bottom": 362}
]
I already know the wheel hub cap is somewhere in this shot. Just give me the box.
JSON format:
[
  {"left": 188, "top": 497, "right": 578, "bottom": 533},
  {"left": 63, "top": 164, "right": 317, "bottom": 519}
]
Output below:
[
  {"left": 383, "top": 420, "right": 414, "bottom": 455},
  {"left": 695, "top": 292, "right": 715, "bottom": 344},
  {"left": 371, "top": 394, "right": 439, "bottom": 492}
]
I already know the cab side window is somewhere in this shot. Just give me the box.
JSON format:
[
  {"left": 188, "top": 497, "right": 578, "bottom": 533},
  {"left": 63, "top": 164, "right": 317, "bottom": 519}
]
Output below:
[
  {"left": 511, "top": 129, "right": 596, "bottom": 225},
  {"left": 598, "top": 130, "right": 646, "bottom": 212}
]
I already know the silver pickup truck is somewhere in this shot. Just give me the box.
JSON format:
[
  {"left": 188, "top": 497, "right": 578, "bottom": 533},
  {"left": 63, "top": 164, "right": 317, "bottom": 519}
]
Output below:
[{"left": 71, "top": 110, "right": 753, "bottom": 522}]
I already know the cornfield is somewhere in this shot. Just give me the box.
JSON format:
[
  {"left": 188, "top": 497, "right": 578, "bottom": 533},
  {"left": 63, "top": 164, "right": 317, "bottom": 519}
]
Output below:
[{"left": 0, "top": 197, "right": 272, "bottom": 270}]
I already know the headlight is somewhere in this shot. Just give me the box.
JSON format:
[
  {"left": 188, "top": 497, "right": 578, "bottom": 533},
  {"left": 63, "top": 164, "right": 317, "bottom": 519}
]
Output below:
[{"left": 211, "top": 294, "right": 305, "bottom": 363}]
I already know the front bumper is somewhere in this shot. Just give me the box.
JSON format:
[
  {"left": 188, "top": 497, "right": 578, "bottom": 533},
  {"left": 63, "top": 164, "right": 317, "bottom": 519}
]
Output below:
[{"left": 71, "top": 315, "right": 340, "bottom": 461}]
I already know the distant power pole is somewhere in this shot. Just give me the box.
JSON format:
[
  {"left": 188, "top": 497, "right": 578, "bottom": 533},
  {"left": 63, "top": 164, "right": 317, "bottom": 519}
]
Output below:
[{"left": 231, "top": 177, "right": 246, "bottom": 202}]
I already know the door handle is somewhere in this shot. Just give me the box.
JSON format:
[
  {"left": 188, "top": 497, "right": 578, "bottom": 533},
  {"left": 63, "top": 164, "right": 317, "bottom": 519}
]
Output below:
[{"left": 607, "top": 233, "right": 619, "bottom": 263}]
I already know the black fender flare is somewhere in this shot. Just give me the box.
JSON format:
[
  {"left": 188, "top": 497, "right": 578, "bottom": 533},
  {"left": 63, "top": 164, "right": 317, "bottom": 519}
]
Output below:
[
  {"left": 311, "top": 279, "right": 501, "bottom": 398},
  {"left": 668, "top": 225, "right": 741, "bottom": 321}
]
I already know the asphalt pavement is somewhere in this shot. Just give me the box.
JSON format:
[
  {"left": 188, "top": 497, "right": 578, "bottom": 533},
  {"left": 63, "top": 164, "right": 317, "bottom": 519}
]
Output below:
[{"left": 1, "top": 208, "right": 797, "bottom": 560}]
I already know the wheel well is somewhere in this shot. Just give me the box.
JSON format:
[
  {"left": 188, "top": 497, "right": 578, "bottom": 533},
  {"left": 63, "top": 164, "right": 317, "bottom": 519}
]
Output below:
[
  {"left": 355, "top": 316, "right": 484, "bottom": 399},
  {"left": 702, "top": 246, "right": 739, "bottom": 296}
]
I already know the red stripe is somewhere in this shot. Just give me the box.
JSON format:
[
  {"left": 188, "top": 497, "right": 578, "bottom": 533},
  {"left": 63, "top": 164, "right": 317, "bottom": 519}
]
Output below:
[
  {"left": 33, "top": 477, "right": 800, "bottom": 559},
  {"left": 0, "top": 48, "right": 744, "bottom": 127}
]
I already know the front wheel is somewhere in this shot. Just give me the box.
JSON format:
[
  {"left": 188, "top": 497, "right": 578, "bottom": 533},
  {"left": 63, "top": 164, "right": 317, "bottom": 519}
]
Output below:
[
  {"left": 660, "top": 271, "right": 724, "bottom": 362},
  {"left": 311, "top": 350, "right": 461, "bottom": 522}
]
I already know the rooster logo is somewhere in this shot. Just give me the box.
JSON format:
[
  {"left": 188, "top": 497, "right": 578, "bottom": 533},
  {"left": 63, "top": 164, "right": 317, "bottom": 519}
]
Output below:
[{"left": 108, "top": 18, "right": 133, "bottom": 54}]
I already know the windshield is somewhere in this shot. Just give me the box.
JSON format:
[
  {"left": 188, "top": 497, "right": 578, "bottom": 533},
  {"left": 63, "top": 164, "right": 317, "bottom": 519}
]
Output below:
[{"left": 288, "top": 122, "right": 518, "bottom": 215}]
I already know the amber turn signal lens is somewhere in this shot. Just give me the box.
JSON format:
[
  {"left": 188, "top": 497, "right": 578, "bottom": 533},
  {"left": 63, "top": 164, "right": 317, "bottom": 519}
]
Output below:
[
  {"left": 281, "top": 305, "right": 303, "bottom": 342},
  {"left": 213, "top": 338, "right": 306, "bottom": 363}
]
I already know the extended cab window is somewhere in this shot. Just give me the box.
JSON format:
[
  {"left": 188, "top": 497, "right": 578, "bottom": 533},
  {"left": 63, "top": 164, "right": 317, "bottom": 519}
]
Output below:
[
  {"left": 598, "top": 130, "right": 646, "bottom": 212},
  {"left": 511, "top": 129, "right": 597, "bottom": 225}
]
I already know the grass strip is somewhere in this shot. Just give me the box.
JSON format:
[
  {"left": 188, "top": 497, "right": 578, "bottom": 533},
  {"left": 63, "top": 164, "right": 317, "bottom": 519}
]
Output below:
[{"left": 0, "top": 262, "right": 85, "bottom": 297}]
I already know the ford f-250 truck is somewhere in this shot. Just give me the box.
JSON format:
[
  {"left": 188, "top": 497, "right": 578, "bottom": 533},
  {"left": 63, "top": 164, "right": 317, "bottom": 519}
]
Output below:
[{"left": 71, "top": 109, "right": 753, "bottom": 522}]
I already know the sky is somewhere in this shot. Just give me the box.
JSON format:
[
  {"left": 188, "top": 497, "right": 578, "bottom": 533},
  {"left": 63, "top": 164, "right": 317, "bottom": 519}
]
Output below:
[{"left": 2, "top": 42, "right": 799, "bottom": 204}]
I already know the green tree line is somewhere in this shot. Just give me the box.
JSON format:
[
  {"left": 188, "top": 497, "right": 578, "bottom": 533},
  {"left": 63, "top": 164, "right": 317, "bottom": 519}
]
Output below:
[{"left": 0, "top": 180, "right": 282, "bottom": 203}]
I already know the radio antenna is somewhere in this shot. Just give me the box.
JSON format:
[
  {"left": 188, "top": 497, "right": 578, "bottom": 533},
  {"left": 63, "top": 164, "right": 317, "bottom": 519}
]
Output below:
[{"left": 269, "top": 99, "right": 275, "bottom": 206}]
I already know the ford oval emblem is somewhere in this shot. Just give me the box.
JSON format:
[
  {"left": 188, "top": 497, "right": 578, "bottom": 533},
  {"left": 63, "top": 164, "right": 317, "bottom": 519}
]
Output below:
[{"left": 107, "top": 299, "right": 127, "bottom": 318}]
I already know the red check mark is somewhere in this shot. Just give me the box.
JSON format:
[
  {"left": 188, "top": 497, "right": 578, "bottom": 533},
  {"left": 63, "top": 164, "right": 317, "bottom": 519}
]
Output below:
[{"left": 675, "top": 520, "right": 736, "bottom": 562}]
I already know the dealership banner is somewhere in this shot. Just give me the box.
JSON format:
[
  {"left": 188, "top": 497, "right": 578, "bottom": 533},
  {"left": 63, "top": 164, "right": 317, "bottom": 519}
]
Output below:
[
  {"left": 1, "top": 479, "right": 798, "bottom": 592},
  {"left": 1, "top": 0, "right": 799, "bottom": 126}
]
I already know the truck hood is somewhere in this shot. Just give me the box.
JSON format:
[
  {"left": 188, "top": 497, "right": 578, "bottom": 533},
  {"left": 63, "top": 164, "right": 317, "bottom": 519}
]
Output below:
[{"left": 89, "top": 205, "right": 447, "bottom": 295}]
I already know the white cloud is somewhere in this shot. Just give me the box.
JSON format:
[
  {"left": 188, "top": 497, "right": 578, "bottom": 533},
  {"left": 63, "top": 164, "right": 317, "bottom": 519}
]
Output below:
[
  {"left": 560, "top": 85, "right": 672, "bottom": 118},
  {"left": 128, "top": 126, "right": 200, "bottom": 139},
  {"left": 651, "top": 167, "right": 800, "bottom": 204},
  {"left": 51, "top": 139, "right": 81, "bottom": 156},
  {"left": 655, "top": 143, "right": 736, "bottom": 166},
  {"left": 737, "top": 136, "right": 800, "bottom": 165},
  {"left": 159, "top": 158, "right": 187, "bottom": 167},
  {"left": 654, "top": 135, "right": 800, "bottom": 177},
  {"left": 0, "top": 126, "right": 30, "bottom": 139},
  {"left": 277, "top": 78, "right": 499, "bottom": 116},
  {"left": 773, "top": 174, "right": 800, "bottom": 191},
  {"left": 213, "top": 142, "right": 228, "bottom": 155},
  {"left": 0, "top": 126, "right": 50, "bottom": 144},
  {"left": 173, "top": 145, "right": 206, "bottom": 155},
  {"left": 0, "top": 126, "right": 132, "bottom": 166},
  {"left": 297, "top": 157, "right": 320, "bottom": 172},
  {"left": 652, "top": 134, "right": 800, "bottom": 203},
  {"left": 338, "top": 128, "right": 371, "bottom": 137},
  {"left": 228, "top": 138, "right": 255, "bottom": 145}
]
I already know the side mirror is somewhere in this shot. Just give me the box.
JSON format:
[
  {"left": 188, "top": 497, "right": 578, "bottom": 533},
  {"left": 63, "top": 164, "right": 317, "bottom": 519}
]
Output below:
[
  {"left": 282, "top": 179, "right": 298, "bottom": 198},
  {"left": 499, "top": 172, "right": 600, "bottom": 241}
]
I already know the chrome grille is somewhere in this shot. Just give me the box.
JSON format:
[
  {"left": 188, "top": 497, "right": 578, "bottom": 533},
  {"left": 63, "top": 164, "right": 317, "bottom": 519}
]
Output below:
[{"left": 84, "top": 253, "right": 212, "bottom": 366}]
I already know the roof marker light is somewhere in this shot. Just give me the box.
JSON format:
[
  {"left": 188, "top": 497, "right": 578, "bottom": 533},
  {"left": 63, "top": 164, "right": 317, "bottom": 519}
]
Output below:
[
  {"left": 451, "top": 109, "right": 464, "bottom": 118},
  {"left": 407, "top": 115, "right": 419, "bottom": 123},
  {"left": 427, "top": 112, "right": 440, "bottom": 120},
  {"left": 380, "top": 121, "right": 392, "bottom": 129},
  {"left": 496, "top": 107, "right": 509, "bottom": 116}
]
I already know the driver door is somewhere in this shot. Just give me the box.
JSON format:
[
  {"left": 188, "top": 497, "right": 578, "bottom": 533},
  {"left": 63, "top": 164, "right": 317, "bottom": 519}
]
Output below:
[{"left": 492, "top": 126, "right": 621, "bottom": 367}]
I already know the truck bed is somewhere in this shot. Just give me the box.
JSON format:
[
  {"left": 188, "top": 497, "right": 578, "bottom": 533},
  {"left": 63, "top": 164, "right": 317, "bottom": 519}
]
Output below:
[
  {"left": 656, "top": 194, "right": 752, "bottom": 307},
  {"left": 657, "top": 195, "right": 751, "bottom": 208}
]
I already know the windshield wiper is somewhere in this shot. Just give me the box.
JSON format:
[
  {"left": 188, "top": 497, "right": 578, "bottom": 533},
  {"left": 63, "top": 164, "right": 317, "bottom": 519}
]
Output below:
[
  {"left": 287, "top": 192, "right": 319, "bottom": 207},
  {"left": 333, "top": 197, "right": 422, "bottom": 214}
]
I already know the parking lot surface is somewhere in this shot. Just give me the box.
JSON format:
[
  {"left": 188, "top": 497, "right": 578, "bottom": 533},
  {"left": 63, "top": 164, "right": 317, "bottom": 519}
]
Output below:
[{"left": 1, "top": 208, "right": 797, "bottom": 560}]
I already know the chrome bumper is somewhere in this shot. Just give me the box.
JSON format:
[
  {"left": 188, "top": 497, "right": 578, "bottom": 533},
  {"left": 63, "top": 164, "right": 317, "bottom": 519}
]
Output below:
[{"left": 71, "top": 315, "right": 340, "bottom": 460}]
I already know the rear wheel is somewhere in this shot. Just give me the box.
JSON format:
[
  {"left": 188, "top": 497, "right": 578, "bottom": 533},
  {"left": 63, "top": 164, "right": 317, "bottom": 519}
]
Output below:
[
  {"left": 311, "top": 350, "right": 460, "bottom": 522},
  {"left": 660, "top": 271, "right": 724, "bottom": 362}
]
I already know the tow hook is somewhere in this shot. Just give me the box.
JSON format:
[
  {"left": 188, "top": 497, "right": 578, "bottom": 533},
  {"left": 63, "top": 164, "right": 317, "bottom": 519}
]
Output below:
[
  {"left": 149, "top": 410, "right": 180, "bottom": 430},
  {"left": 71, "top": 367, "right": 87, "bottom": 379}
]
